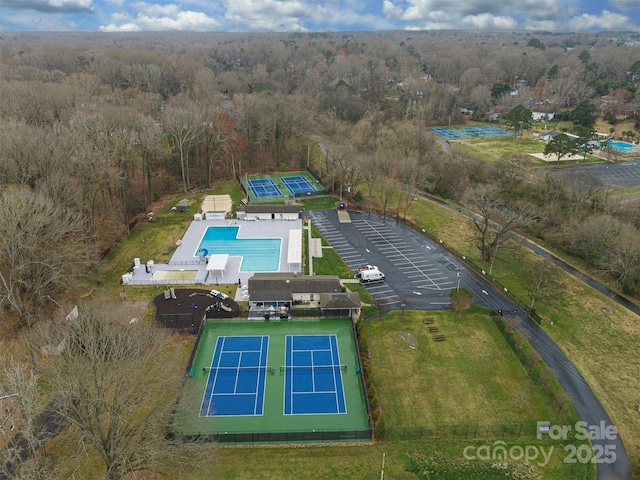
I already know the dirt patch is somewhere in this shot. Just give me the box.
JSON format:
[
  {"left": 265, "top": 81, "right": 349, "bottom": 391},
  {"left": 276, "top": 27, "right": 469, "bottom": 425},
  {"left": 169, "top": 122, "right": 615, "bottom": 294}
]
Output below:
[
  {"left": 530, "top": 152, "right": 584, "bottom": 162},
  {"left": 383, "top": 331, "right": 419, "bottom": 352},
  {"left": 601, "top": 308, "right": 614, "bottom": 315}
]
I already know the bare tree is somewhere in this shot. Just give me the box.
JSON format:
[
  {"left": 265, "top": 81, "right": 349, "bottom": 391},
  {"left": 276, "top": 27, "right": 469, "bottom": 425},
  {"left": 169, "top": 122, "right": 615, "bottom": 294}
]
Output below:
[
  {"left": 0, "top": 357, "right": 54, "bottom": 480},
  {"left": 0, "top": 186, "right": 93, "bottom": 333},
  {"left": 522, "top": 259, "right": 560, "bottom": 313},
  {"left": 162, "top": 102, "right": 202, "bottom": 192},
  {"left": 374, "top": 156, "right": 397, "bottom": 218},
  {"left": 569, "top": 214, "right": 623, "bottom": 269},
  {"left": 134, "top": 114, "right": 163, "bottom": 204},
  {"left": 32, "top": 304, "right": 207, "bottom": 480},
  {"left": 597, "top": 223, "right": 640, "bottom": 292},
  {"left": 449, "top": 287, "right": 473, "bottom": 313},
  {"left": 464, "top": 185, "right": 536, "bottom": 274},
  {"left": 394, "top": 156, "right": 425, "bottom": 219},
  {"left": 201, "top": 111, "right": 244, "bottom": 188}
]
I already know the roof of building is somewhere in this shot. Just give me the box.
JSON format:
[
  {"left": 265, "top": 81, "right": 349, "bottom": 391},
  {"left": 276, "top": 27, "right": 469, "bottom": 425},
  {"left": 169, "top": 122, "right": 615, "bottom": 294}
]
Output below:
[
  {"left": 319, "top": 292, "right": 361, "bottom": 309},
  {"left": 237, "top": 205, "right": 300, "bottom": 214},
  {"left": 248, "top": 273, "right": 342, "bottom": 301}
]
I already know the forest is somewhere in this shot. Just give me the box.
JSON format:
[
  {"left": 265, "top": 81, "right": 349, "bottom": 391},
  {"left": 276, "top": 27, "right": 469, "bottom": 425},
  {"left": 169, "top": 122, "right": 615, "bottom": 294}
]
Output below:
[{"left": 0, "top": 29, "right": 639, "bottom": 333}]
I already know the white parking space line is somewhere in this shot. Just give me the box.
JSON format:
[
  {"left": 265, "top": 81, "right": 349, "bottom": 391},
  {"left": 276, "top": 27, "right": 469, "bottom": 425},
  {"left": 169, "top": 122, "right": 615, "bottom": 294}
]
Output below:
[{"left": 356, "top": 220, "right": 451, "bottom": 291}]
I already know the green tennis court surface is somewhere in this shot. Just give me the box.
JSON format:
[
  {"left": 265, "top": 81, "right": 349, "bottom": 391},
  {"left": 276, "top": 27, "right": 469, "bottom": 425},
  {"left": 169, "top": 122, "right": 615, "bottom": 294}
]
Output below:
[
  {"left": 243, "top": 171, "right": 324, "bottom": 203},
  {"left": 174, "top": 319, "right": 371, "bottom": 444}
]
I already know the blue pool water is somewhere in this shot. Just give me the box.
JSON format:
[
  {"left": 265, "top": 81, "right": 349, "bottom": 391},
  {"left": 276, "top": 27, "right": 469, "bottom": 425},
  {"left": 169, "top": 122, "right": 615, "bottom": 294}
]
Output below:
[
  {"left": 196, "top": 226, "right": 281, "bottom": 271},
  {"left": 608, "top": 140, "right": 635, "bottom": 152},
  {"left": 594, "top": 140, "right": 636, "bottom": 153}
]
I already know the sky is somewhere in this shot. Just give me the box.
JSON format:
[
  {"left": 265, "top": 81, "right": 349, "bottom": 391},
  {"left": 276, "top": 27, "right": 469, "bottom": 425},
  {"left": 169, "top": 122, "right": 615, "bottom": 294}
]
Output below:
[{"left": 0, "top": 0, "right": 639, "bottom": 33}]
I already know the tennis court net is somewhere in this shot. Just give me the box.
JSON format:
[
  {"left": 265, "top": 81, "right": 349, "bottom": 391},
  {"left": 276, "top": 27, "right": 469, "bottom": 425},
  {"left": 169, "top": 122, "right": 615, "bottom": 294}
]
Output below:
[
  {"left": 279, "top": 364, "right": 347, "bottom": 373},
  {"left": 203, "top": 366, "right": 274, "bottom": 373}
]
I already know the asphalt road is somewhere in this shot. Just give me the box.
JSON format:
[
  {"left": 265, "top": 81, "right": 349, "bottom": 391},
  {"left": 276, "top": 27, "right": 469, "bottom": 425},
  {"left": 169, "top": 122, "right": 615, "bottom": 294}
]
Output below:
[{"left": 303, "top": 209, "right": 633, "bottom": 480}]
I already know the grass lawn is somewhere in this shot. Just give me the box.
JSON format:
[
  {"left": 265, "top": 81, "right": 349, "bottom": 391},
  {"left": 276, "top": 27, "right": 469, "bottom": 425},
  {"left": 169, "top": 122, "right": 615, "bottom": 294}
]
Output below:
[
  {"left": 311, "top": 244, "right": 354, "bottom": 278},
  {"left": 360, "top": 309, "right": 569, "bottom": 429},
  {"left": 449, "top": 136, "right": 602, "bottom": 165},
  {"left": 450, "top": 137, "right": 546, "bottom": 162}
]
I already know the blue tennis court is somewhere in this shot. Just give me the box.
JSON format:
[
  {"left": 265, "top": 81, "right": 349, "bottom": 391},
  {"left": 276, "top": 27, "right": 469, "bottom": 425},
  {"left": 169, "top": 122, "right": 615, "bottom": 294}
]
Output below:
[
  {"left": 460, "top": 125, "right": 510, "bottom": 137},
  {"left": 431, "top": 127, "right": 471, "bottom": 140},
  {"left": 248, "top": 179, "right": 282, "bottom": 198},
  {"left": 281, "top": 176, "right": 317, "bottom": 195},
  {"left": 431, "top": 125, "right": 510, "bottom": 139},
  {"left": 283, "top": 335, "right": 347, "bottom": 415},
  {"left": 200, "top": 335, "right": 270, "bottom": 417}
]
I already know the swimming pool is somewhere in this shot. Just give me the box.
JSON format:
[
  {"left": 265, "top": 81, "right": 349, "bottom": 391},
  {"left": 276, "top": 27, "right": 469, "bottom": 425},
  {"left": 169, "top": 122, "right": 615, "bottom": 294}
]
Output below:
[
  {"left": 196, "top": 226, "right": 281, "bottom": 272},
  {"left": 608, "top": 140, "right": 636, "bottom": 153},
  {"left": 594, "top": 140, "right": 637, "bottom": 153}
]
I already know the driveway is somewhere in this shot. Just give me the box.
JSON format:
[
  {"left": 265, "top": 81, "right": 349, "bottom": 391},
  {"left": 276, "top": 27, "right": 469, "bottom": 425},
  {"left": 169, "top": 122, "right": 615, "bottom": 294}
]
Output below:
[{"left": 303, "top": 209, "right": 633, "bottom": 480}]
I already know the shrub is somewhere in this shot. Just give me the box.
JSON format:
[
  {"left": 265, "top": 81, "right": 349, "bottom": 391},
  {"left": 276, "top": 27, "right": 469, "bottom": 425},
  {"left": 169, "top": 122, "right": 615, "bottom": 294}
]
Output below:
[
  {"left": 511, "top": 331, "right": 526, "bottom": 349},
  {"left": 525, "top": 348, "right": 541, "bottom": 367},
  {"left": 540, "top": 367, "right": 554, "bottom": 386}
]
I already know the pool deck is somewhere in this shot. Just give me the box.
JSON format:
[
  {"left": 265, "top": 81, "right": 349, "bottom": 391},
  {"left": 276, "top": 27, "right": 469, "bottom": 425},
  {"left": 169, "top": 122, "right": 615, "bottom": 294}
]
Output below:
[{"left": 123, "top": 218, "right": 303, "bottom": 296}]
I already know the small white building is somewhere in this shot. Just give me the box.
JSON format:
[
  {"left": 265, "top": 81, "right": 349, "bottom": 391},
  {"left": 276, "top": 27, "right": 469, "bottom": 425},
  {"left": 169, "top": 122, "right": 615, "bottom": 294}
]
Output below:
[
  {"left": 532, "top": 110, "right": 555, "bottom": 122},
  {"left": 542, "top": 131, "right": 579, "bottom": 142}
]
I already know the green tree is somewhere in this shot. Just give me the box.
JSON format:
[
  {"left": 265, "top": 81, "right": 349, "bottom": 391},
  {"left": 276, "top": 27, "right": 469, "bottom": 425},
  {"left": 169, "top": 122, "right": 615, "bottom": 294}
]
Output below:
[
  {"left": 572, "top": 125, "right": 594, "bottom": 161},
  {"left": 491, "top": 82, "right": 510, "bottom": 103},
  {"left": 572, "top": 100, "right": 596, "bottom": 129},
  {"left": 504, "top": 104, "right": 532, "bottom": 140},
  {"left": 578, "top": 50, "right": 591, "bottom": 64},
  {"left": 544, "top": 133, "right": 580, "bottom": 163},
  {"left": 527, "top": 38, "right": 546, "bottom": 50}
]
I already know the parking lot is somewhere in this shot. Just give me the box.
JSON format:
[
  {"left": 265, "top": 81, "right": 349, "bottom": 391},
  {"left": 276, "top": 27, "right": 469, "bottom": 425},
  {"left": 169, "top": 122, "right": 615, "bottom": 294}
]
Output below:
[
  {"left": 544, "top": 159, "right": 640, "bottom": 188},
  {"left": 305, "top": 210, "right": 537, "bottom": 317},
  {"left": 306, "top": 210, "right": 467, "bottom": 310}
]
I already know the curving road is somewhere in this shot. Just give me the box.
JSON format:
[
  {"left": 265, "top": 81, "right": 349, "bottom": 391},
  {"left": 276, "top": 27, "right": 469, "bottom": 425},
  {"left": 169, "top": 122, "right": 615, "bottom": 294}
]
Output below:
[{"left": 305, "top": 209, "right": 633, "bottom": 480}]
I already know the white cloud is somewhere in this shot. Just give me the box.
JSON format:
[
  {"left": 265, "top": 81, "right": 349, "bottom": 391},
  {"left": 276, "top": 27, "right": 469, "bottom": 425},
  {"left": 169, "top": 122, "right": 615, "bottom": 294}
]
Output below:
[
  {"left": 565, "top": 9, "right": 631, "bottom": 31},
  {"left": 1, "top": 0, "right": 92, "bottom": 13},
  {"left": 134, "top": 2, "right": 180, "bottom": 17},
  {"left": 99, "top": 22, "right": 142, "bottom": 31},
  {"left": 609, "top": 0, "right": 639, "bottom": 11},
  {"left": 137, "top": 10, "right": 219, "bottom": 30},
  {"left": 461, "top": 13, "right": 517, "bottom": 30},
  {"left": 98, "top": 2, "right": 220, "bottom": 31},
  {"left": 224, "top": 0, "right": 317, "bottom": 30},
  {"left": 383, "top": 0, "right": 403, "bottom": 20},
  {"left": 378, "top": 0, "right": 592, "bottom": 30}
]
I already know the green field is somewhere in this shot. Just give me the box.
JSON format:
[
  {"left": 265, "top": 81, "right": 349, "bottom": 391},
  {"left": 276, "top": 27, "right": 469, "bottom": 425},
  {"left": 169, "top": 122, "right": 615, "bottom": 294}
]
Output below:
[{"left": 360, "top": 309, "right": 573, "bottom": 432}]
